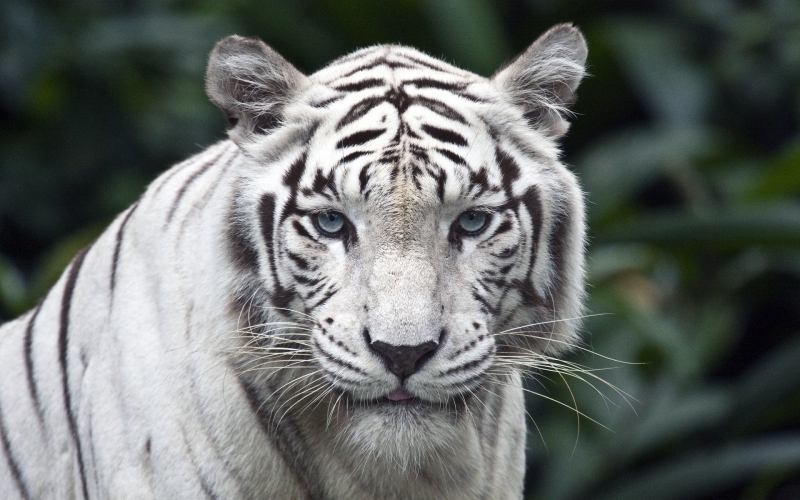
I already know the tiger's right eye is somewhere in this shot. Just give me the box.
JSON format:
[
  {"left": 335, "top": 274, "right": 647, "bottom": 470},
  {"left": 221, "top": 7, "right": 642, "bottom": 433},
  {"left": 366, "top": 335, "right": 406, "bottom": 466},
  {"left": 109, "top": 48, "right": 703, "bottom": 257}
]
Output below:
[
  {"left": 314, "top": 211, "right": 346, "bottom": 237},
  {"left": 456, "top": 210, "right": 489, "bottom": 235}
]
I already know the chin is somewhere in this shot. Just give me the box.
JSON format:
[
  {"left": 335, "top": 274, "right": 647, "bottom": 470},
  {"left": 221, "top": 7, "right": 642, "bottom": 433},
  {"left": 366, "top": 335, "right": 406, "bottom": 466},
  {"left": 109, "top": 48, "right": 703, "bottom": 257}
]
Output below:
[{"left": 341, "top": 396, "right": 471, "bottom": 472}]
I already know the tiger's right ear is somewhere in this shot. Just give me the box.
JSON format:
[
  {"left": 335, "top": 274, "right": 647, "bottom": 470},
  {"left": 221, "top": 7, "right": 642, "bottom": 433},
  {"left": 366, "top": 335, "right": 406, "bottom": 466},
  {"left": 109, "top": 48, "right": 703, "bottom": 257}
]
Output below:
[
  {"left": 492, "top": 24, "right": 587, "bottom": 139},
  {"left": 206, "top": 35, "right": 309, "bottom": 138}
]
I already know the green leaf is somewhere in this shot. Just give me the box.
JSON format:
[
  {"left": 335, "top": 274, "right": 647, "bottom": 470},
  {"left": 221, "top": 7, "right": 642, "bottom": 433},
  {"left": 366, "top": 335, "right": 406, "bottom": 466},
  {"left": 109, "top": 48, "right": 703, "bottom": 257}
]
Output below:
[
  {"left": 595, "top": 207, "right": 800, "bottom": 249},
  {"left": 590, "top": 435, "right": 800, "bottom": 500}
]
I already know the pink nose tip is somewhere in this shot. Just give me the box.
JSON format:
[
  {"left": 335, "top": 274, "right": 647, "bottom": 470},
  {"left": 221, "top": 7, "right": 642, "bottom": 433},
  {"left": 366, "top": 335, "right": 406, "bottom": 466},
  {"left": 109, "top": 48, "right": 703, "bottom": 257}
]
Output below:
[{"left": 386, "top": 388, "right": 415, "bottom": 401}]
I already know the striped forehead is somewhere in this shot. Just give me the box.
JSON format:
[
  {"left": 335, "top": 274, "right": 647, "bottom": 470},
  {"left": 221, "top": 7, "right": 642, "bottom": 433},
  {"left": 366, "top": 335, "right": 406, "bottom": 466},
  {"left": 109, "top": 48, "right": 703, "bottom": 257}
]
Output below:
[{"left": 294, "top": 46, "right": 508, "bottom": 208}]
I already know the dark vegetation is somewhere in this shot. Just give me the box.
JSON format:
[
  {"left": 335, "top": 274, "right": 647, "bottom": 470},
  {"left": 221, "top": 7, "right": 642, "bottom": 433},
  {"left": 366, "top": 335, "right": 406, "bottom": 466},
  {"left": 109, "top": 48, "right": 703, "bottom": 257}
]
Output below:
[{"left": 2, "top": 1, "right": 799, "bottom": 498}]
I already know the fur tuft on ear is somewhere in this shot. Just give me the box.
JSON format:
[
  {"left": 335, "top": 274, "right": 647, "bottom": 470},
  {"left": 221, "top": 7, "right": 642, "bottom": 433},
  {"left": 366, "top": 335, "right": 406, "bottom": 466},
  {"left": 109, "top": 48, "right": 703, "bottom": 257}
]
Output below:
[
  {"left": 492, "top": 24, "right": 587, "bottom": 139},
  {"left": 205, "top": 35, "right": 309, "bottom": 138}
]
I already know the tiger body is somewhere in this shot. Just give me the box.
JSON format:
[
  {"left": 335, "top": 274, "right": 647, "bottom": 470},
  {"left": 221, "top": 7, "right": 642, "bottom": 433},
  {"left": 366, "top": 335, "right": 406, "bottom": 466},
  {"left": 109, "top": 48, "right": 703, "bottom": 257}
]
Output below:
[{"left": 0, "top": 25, "right": 587, "bottom": 499}]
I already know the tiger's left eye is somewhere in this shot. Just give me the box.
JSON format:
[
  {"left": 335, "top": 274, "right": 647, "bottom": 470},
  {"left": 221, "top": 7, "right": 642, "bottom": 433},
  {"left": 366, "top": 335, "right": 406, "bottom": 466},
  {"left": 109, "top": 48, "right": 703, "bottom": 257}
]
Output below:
[
  {"left": 315, "top": 211, "right": 346, "bottom": 236},
  {"left": 457, "top": 210, "right": 489, "bottom": 234}
]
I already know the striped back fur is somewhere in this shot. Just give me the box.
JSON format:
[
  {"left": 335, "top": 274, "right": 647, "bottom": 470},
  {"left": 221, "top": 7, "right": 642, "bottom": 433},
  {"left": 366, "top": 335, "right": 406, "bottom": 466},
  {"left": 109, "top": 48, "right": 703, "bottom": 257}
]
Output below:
[{"left": 0, "top": 24, "right": 587, "bottom": 500}]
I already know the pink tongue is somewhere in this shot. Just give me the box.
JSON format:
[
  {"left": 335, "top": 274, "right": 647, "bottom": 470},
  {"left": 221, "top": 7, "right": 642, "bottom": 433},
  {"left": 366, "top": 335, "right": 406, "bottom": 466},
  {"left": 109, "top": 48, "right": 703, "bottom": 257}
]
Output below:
[{"left": 387, "top": 388, "right": 415, "bottom": 401}]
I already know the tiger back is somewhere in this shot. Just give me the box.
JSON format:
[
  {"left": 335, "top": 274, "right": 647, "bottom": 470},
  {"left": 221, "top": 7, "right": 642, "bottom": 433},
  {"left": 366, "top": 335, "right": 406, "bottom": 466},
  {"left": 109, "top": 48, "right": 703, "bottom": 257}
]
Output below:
[{"left": 0, "top": 24, "right": 587, "bottom": 500}]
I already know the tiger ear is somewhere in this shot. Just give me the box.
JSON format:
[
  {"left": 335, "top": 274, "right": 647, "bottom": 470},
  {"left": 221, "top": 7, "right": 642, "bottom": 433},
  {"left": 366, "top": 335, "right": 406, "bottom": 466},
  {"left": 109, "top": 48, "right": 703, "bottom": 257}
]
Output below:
[
  {"left": 492, "top": 24, "right": 587, "bottom": 139},
  {"left": 206, "top": 35, "right": 309, "bottom": 139}
]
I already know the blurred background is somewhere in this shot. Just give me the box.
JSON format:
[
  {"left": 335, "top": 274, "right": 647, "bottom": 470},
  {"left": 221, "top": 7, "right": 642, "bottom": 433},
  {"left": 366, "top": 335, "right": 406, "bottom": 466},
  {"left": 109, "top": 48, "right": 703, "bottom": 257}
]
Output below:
[{"left": 2, "top": 0, "right": 799, "bottom": 498}]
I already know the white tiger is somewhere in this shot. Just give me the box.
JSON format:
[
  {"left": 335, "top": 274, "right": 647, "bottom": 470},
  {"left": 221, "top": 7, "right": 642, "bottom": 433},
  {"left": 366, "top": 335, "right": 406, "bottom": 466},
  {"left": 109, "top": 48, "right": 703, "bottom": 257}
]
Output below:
[{"left": 0, "top": 23, "right": 587, "bottom": 499}]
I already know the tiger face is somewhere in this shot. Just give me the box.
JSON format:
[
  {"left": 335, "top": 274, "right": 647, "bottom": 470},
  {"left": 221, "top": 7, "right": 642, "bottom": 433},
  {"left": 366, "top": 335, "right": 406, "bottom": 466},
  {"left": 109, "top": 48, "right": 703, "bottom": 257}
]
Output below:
[{"left": 208, "top": 26, "right": 587, "bottom": 461}]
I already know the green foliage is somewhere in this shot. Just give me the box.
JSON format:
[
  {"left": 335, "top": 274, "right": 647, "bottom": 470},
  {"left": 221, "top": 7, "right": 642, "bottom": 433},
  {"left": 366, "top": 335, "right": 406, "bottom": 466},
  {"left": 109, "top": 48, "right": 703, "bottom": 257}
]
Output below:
[{"left": 2, "top": 0, "right": 799, "bottom": 497}]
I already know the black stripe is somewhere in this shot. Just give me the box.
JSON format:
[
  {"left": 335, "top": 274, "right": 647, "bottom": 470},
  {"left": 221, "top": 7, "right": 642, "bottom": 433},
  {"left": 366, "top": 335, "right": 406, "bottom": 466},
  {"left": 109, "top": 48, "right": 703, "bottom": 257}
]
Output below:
[
  {"left": 23, "top": 302, "right": 45, "bottom": 426},
  {"left": 471, "top": 288, "right": 499, "bottom": 315},
  {"left": 152, "top": 155, "right": 201, "bottom": 197},
  {"left": 358, "top": 164, "right": 371, "bottom": 195},
  {"left": 335, "top": 96, "right": 384, "bottom": 130},
  {"left": 339, "top": 151, "right": 370, "bottom": 165},
  {"left": 333, "top": 78, "right": 385, "bottom": 92},
  {"left": 434, "top": 168, "right": 447, "bottom": 201},
  {"left": 404, "top": 78, "right": 466, "bottom": 92},
  {"left": 413, "top": 96, "right": 467, "bottom": 124},
  {"left": 316, "top": 343, "right": 367, "bottom": 375},
  {"left": 520, "top": 186, "right": 543, "bottom": 278},
  {"left": 435, "top": 148, "right": 467, "bottom": 166},
  {"left": 286, "top": 251, "right": 310, "bottom": 270},
  {"left": 291, "top": 220, "right": 316, "bottom": 242},
  {"left": 0, "top": 399, "right": 31, "bottom": 500},
  {"left": 166, "top": 149, "right": 227, "bottom": 224},
  {"left": 421, "top": 124, "right": 467, "bottom": 146},
  {"left": 439, "top": 350, "right": 492, "bottom": 377},
  {"left": 282, "top": 154, "right": 307, "bottom": 187},
  {"left": 469, "top": 167, "right": 490, "bottom": 196},
  {"left": 110, "top": 201, "right": 139, "bottom": 291},
  {"left": 258, "top": 195, "right": 281, "bottom": 287},
  {"left": 59, "top": 244, "right": 92, "bottom": 500},
  {"left": 336, "top": 129, "right": 385, "bottom": 149},
  {"left": 310, "top": 95, "right": 345, "bottom": 108},
  {"left": 483, "top": 219, "right": 513, "bottom": 241},
  {"left": 338, "top": 60, "right": 382, "bottom": 79},
  {"left": 402, "top": 54, "right": 458, "bottom": 74},
  {"left": 495, "top": 147, "right": 520, "bottom": 194},
  {"left": 310, "top": 288, "right": 336, "bottom": 310}
]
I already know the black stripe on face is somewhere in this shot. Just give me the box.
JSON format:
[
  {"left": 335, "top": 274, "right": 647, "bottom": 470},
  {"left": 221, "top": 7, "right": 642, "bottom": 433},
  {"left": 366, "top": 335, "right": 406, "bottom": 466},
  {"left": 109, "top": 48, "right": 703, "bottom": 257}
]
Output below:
[
  {"left": 520, "top": 186, "right": 543, "bottom": 277},
  {"left": 404, "top": 78, "right": 466, "bottom": 93},
  {"left": 402, "top": 54, "right": 458, "bottom": 74},
  {"left": 339, "top": 151, "right": 371, "bottom": 165},
  {"left": 335, "top": 96, "right": 384, "bottom": 131},
  {"left": 259, "top": 195, "right": 282, "bottom": 287},
  {"left": 333, "top": 78, "right": 386, "bottom": 92},
  {"left": 24, "top": 302, "right": 44, "bottom": 426},
  {"left": 291, "top": 220, "right": 317, "bottom": 242},
  {"left": 260, "top": 193, "right": 301, "bottom": 310},
  {"left": 58, "top": 244, "right": 92, "bottom": 500},
  {"left": 469, "top": 167, "right": 490, "bottom": 196},
  {"left": 287, "top": 251, "right": 313, "bottom": 272},
  {"left": 283, "top": 154, "right": 308, "bottom": 188},
  {"left": 516, "top": 187, "right": 544, "bottom": 306},
  {"left": 111, "top": 201, "right": 139, "bottom": 291},
  {"left": 358, "top": 164, "right": 371, "bottom": 195},
  {"left": 412, "top": 96, "right": 467, "bottom": 124},
  {"left": 435, "top": 148, "right": 466, "bottom": 166},
  {"left": 421, "top": 124, "right": 467, "bottom": 147},
  {"left": 310, "top": 95, "right": 345, "bottom": 108},
  {"left": 435, "top": 168, "right": 447, "bottom": 201},
  {"left": 495, "top": 147, "right": 520, "bottom": 194},
  {"left": 483, "top": 219, "right": 513, "bottom": 242},
  {"left": 336, "top": 129, "right": 385, "bottom": 149},
  {"left": 309, "top": 288, "right": 337, "bottom": 311}
]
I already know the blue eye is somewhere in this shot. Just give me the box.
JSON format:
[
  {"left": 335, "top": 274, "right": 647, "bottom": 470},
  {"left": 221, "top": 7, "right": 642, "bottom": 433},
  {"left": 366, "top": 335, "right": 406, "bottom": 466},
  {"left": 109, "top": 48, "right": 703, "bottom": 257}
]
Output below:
[
  {"left": 315, "top": 211, "right": 346, "bottom": 236},
  {"left": 457, "top": 210, "right": 489, "bottom": 234}
]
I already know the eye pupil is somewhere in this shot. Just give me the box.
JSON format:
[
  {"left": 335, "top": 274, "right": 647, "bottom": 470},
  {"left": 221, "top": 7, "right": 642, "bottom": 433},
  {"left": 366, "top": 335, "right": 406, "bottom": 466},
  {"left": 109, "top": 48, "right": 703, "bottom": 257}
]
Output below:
[
  {"left": 315, "top": 211, "right": 346, "bottom": 236},
  {"left": 457, "top": 210, "right": 488, "bottom": 234}
]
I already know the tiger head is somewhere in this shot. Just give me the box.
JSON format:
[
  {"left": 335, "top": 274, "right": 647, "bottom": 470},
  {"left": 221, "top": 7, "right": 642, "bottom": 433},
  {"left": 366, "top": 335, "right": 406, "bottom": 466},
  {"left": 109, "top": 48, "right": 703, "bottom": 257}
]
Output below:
[{"left": 207, "top": 25, "right": 587, "bottom": 464}]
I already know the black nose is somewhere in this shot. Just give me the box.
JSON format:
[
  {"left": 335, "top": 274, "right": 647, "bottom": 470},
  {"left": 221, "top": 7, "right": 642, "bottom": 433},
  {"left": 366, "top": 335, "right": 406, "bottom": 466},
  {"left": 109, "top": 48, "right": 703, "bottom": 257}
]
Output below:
[{"left": 370, "top": 340, "right": 438, "bottom": 378}]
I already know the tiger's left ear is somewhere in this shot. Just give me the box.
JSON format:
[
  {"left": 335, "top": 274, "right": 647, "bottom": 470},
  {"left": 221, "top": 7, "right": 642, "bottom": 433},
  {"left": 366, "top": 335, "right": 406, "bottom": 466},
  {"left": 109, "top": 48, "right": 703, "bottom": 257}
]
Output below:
[
  {"left": 206, "top": 35, "right": 310, "bottom": 141},
  {"left": 492, "top": 24, "right": 587, "bottom": 139}
]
